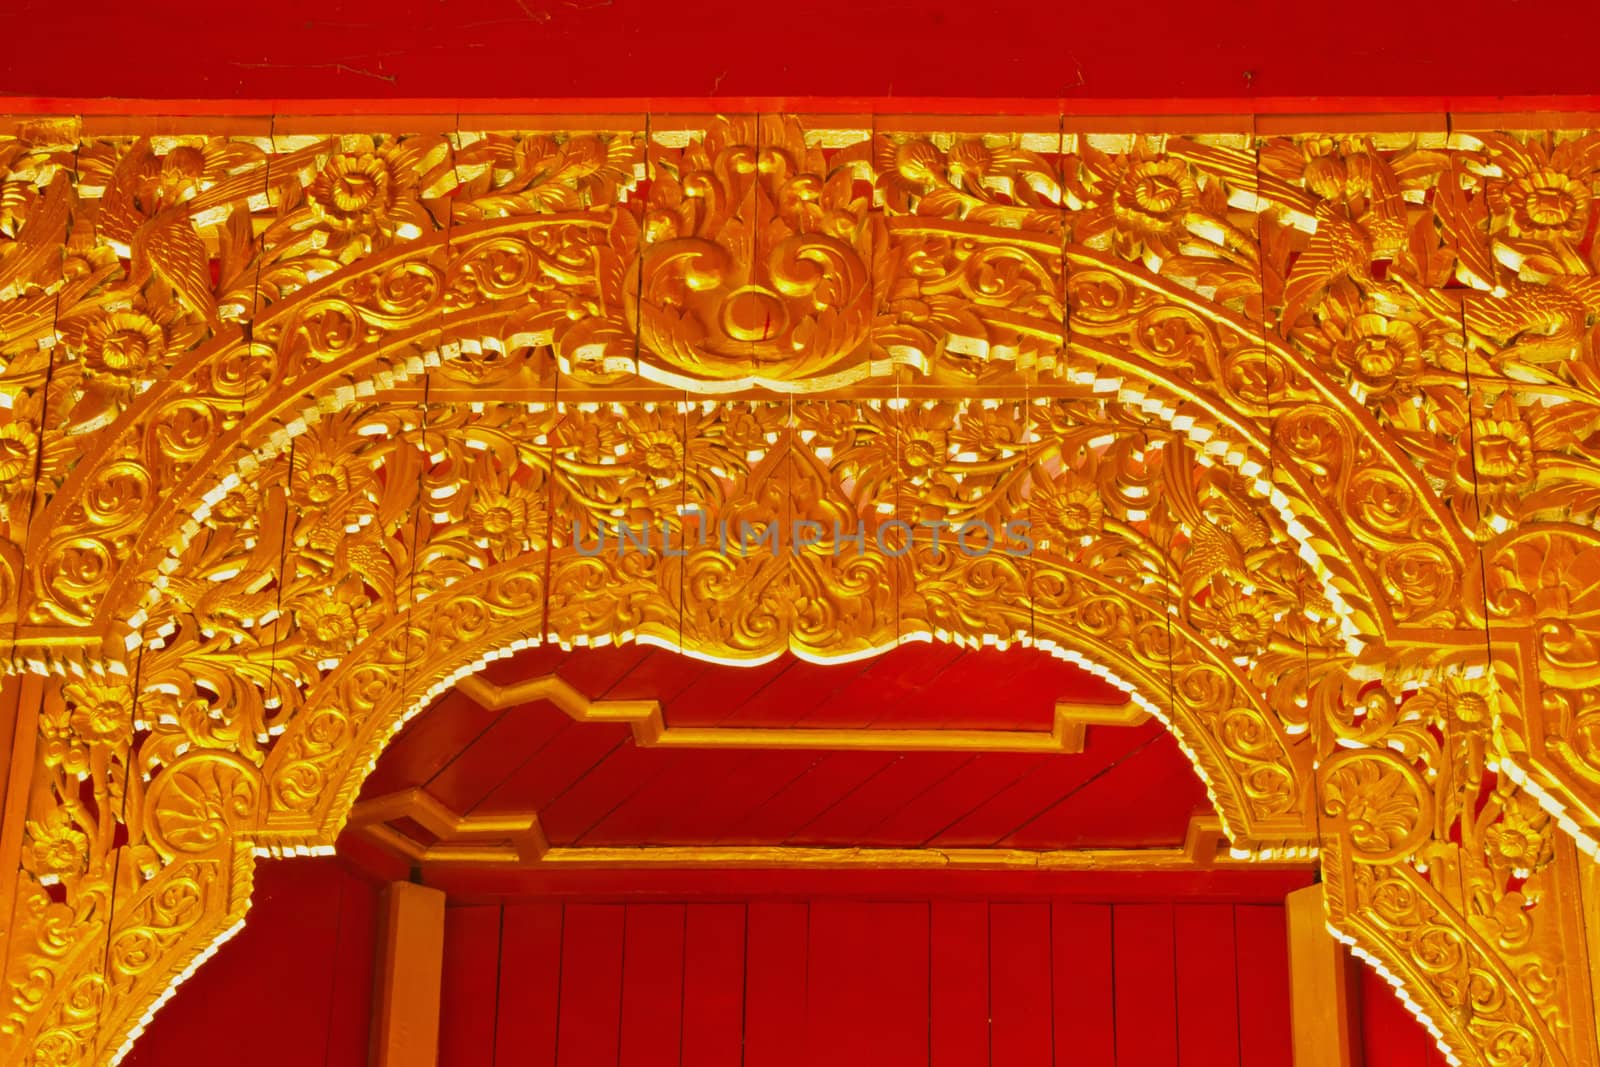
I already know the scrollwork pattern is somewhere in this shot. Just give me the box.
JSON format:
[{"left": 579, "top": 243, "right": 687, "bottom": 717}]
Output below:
[{"left": 1, "top": 115, "right": 1600, "bottom": 1067}]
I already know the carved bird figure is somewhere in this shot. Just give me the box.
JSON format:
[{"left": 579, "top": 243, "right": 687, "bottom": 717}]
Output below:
[{"left": 1281, "top": 201, "right": 1377, "bottom": 326}]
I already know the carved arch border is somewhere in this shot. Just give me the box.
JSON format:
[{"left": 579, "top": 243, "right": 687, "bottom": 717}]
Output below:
[{"left": 1, "top": 115, "right": 1599, "bottom": 1067}]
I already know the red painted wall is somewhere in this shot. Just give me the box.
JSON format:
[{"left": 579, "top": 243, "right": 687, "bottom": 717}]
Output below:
[
  {"left": 7, "top": 0, "right": 1600, "bottom": 107},
  {"left": 120, "top": 861, "right": 1447, "bottom": 1065},
  {"left": 122, "top": 858, "right": 380, "bottom": 1067},
  {"left": 1359, "top": 964, "right": 1451, "bottom": 1067},
  {"left": 438, "top": 897, "right": 1296, "bottom": 1067}
]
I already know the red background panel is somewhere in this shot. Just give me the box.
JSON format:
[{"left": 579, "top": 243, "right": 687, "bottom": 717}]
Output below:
[
  {"left": 7, "top": 0, "right": 1600, "bottom": 107},
  {"left": 359, "top": 645, "right": 1214, "bottom": 854},
  {"left": 1052, "top": 901, "right": 1116, "bottom": 1065},
  {"left": 1361, "top": 963, "right": 1450, "bottom": 1067},
  {"left": 618, "top": 904, "right": 686, "bottom": 1067},
  {"left": 930, "top": 900, "right": 989, "bottom": 1067},
  {"left": 437, "top": 896, "right": 1306, "bottom": 1067},
  {"left": 1173, "top": 904, "right": 1241, "bottom": 1067},
  {"left": 438, "top": 906, "right": 500, "bottom": 1067},
  {"left": 744, "top": 901, "right": 808, "bottom": 1067},
  {"left": 123, "top": 858, "right": 377, "bottom": 1067},
  {"left": 1234, "top": 903, "right": 1295, "bottom": 1067},
  {"left": 989, "top": 902, "right": 1053, "bottom": 1066},
  {"left": 495, "top": 901, "right": 564, "bottom": 1067},
  {"left": 125, "top": 860, "right": 1449, "bottom": 1066},
  {"left": 556, "top": 903, "right": 627, "bottom": 1066},
  {"left": 680, "top": 904, "right": 745, "bottom": 1067}
]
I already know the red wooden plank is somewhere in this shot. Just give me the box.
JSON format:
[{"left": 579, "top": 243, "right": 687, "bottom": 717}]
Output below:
[
  {"left": 557, "top": 903, "right": 627, "bottom": 1067},
  {"left": 323, "top": 868, "right": 380, "bottom": 1067},
  {"left": 717, "top": 750, "right": 898, "bottom": 844},
  {"left": 798, "top": 642, "right": 963, "bottom": 727},
  {"left": 478, "top": 644, "right": 569, "bottom": 686},
  {"left": 1000, "top": 738, "right": 1207, "bottom": 850},
  {"left": 973, "top": 649, "right": 1126, "bottom": 716},
  {"left": 677, "top": 750, "right": 830, "bottom": 843},
  {"left": 1363, "top": 959, "right": 1456, "bottom": 1065},
  {"left": 1233, "top": 904, "right": 1293, "bottom": 1067},
  {"left": 1360, "top": 962, "right": 1422, "bottom": 1067},
  {"left": 600, "top": 646, "right": 710, "bottom": 703},
  {"left": 718, "top": 656, "right": 873, "bottom": 727},
  {"left": 428, "top": 705, "right": 571, "bottom": 813},
  {"left": 806, "top": 900, "right": 871, "bottom": 1063},
  {"left": 1113, "top": 903, "right": 1178, "bottom": 1065},
  {"left": 867, "top": 753, "right": 1043, "bottom": 844},
  {"left": 681, "top": 903, "right": 746, "bottom": 1067},
  {"left": 121, "top": 860, "right": 348, "bottom": 1067},
  {"left": 990, "top": 903, "right": 1052, "bottom": 1067},
  {"left": 661, "top": 654, "right": 793, "bottom": 726},
  {"left": 619, "top": 904, "right": 686, "bottom": 1067},
  {"left": 585, "top": 748, "right": 773, "bottom": 845},
  {"left": 931, "top": 899, "right": 989, "bottom": 1067},
  {"left": 362, "top": 689, "right": 503, "bottom": 797},
  {"left": 932, "top": 723, "right": 1165, "bottom": 846},
  {"left": 778, "top": 755, "right": 902, "bottom": 844},
  {"left": 473, "top": 720, "right": 630, "bottom": 815},
  {"left": 495, "top": 902, "right": 564, "bottom": 1067},
  {"left": 869, "top": 648, "right": 1053, "bottom": 730},
  {"left": 536, "top": 739, "right": 662, "bottom": 843},
  {"left": 27, "top": 0, "right": 1600, "bottom": 105},
  {"left": 787, "top": 752, "right": 973, "bottom": 846},
  {"left": 439, "top": 905, "right": 502, "bottom": 1067},
  {"left": 1051, "top": 902, "right": 1115, "bottom": 1067},
  {"left": 744, "top": 901, "right": 809, "bottom": 1067},
  {"left": 862, "top": 646, "right": 988, "bottom": 728},
  {"left": 868, "top": 902, "right": 931, "bottom": 1066},
  {"left": 554, "top": 643, "right": 654, "bottom": 698},
  {"left": 1173, "top": 904, "right": 1240, "bottom": 1067}
]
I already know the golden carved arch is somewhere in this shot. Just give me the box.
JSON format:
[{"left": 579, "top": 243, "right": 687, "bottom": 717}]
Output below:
[{"left": 1, "top": 114, "right": 1599, "bottom": 1067}]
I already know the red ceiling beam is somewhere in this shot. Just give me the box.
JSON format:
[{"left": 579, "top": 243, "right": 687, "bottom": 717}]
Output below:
[
  {"left": 7, "top": 95, "right": 1600, "bottom": 120},
  {"left": 415, "top": 864, "right": 1315, "bottom": 904},
  {"left": 6, "top": 0, "right": 1600, "bottom": 115}
]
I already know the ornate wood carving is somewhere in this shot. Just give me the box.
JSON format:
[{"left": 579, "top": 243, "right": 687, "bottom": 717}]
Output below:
[{"left": 1, "top": 114, "right": 1599, "bottom": 1065}]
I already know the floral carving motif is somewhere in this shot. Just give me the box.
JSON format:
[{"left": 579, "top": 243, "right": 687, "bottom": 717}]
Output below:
[{"left": 0, "top": 115, "right": 1599, "bottom": 1067}]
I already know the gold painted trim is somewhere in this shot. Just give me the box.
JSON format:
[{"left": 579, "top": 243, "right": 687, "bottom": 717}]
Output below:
[
  {"left": 372, "top": 882, "right": 446, "bottom": 1067},
  {"left": 1287, "top": 884, "right": 1359, "bottom": 1067},
  {"left": 455, "top": 671, "right": 1146, "bottom": 755},
  {"left": 346, "top": 787, "right": 1283, "bottom": 871}
]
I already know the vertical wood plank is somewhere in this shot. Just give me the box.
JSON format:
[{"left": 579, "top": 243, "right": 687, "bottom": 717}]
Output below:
[
  {"left": 681, "top": 903, "right": 745, "bottom": 1067},
  {"left": 931, "top": 900, "right": 989, "bottom": 1067},
  {"left": 809, "top": 900, "right": 929, "bottom": 1067},
  {"left": 1235, "top": 904, "right": 1294, "bottom": 1067},
  {"left": 1113, "top": 903, "right": 1178, "bottom": 1066},
  {"left": 372, "top": 882, "right": 446, "bottom": 1067},
  {"left": 438, "top": 906, "right": 501, "bottom": 1067},
  {"left": 324, "top": 871, "right": 381, "bottom": 1067},
  {"left": 495, "top": 902, "right": 564, "bottom": 1067},
  {"left": 745, "top": 900, "right": 809, "bottom": 1067},
  {"left": 619, "top": 904, "right": 686, "bottom": 1067},
  {"left": 557, "top": 903, "right": 626, "bottom": 1067},
  {"left": 1052, "top": 902, "right": 1115, "bottom": 1067},
  {"left": 1173, "top": 904, "right": 1240, "bottom": 1067},
  {"left": 990, "top": 902, "right": 1052, "bottom": 1067},
  {"left": 870, "top": 902, "right": 931, "bottom": 1066},
  {"left": 806, "top": 899, "right": 858, "bottom": 1064},
  {"left": 1286, "top": 885, "right": 1358, "bottom": 1067}
]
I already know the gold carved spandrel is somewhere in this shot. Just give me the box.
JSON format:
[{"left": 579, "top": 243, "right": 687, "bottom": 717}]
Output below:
[
  {"left": 0, "top": 114, "right": 1599, "bottom": 1067},
  {"left": 875, "top": 121, "right": 1066, "bottom": 392}
]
